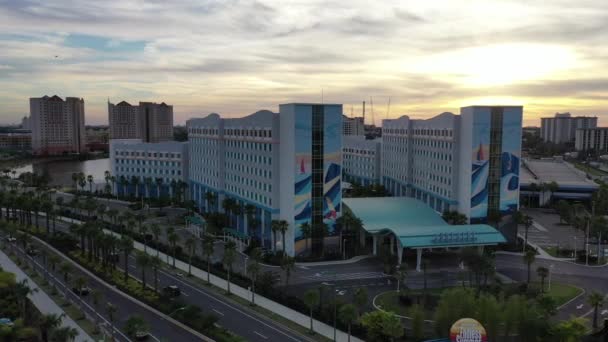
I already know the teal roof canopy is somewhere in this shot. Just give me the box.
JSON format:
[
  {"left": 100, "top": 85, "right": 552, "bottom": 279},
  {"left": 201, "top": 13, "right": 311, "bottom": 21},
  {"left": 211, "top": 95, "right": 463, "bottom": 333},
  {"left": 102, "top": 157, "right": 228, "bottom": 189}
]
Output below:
[
  {"left": 185, "top": 216, "right": 205, "bottom": 226},
  {"left": 222, "top": 227, "right": 249, "bottom": 240},
  {"left": 342, "top": 197, "right": 506, "bottom": 248}
]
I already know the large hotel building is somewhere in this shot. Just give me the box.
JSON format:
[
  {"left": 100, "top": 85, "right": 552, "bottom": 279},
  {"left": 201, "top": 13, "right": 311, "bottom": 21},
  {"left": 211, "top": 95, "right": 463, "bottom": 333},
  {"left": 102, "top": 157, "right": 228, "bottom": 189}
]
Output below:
[
  {"left": 111, "top": 102, "right": 522, "bottom": 255},
  {"left": 29, "top": 95, "right": 86, "bottom": 155},
  {"left": 108, "top": 101, "right": 174, "bottom": 142}
]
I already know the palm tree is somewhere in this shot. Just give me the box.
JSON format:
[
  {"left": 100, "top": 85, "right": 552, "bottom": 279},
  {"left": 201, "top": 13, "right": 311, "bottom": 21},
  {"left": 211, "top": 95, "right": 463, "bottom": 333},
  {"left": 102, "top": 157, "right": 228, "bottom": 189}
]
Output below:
[
  {"left": 59, "top": 262, "right": 71, "bottom": 283},
  {"left": 106, "top": 302, "right": 117, "bottom": 342},
  {"left": 223, "top": 240, "right": 237, "bottom": 294},
  {"left": 300, "top": 222, "right": 312, "bottom": 254},
  {"left": 205, "top": 191, "right": 217, "bottom": 212},
  {"left": 14, "top": 279, "right": 38, "bottom": 320},
  {"left": 395, "top": 263, "right": 407, "bottom": 292},
  {"left": 202, "top": 235, "right": 215, "bottom": 284},
  {"left": 522, "top": 215, "right": 533, "bottom": 252},
  {"left": 120, "top": 236, "right": 134, "bottom": 283},
  {"left": 588, "top": 291, "right": 605, "bottom": 330},
  {"left": 244, "top": 204, "right": 256, "bottom": 236},
  {"left": 338, "top": 304, "right": 357, "bottom": 342},
  {"left": 155, "top": 177, "right": 164, "bottom": 198},
  {"left": 247, "top": 247, "right": 262, "bottom": 305},
  {"left": 524, "top": 248, "right": 536, "bottom": 284},
  {"left": 144, "top": 177, "right": 153, "bottom": 199},
  {"left": 185, "top": 237, "right": 196, "bottom": 276},
  {"left": 304, "top": 289, "right": 320, "bottom": 333},
  {"left": 280, "top": 255, "right": 296, "bottom": 289},
  {"left": 90, "top": 289, "right": 102, "bottom": 333},
  {"left": 271, "top": 220, "right": 280, "bottom": 252},
  {"left": 140, "top": 224, "right": 149, "bottom": 253},
  {"left": 537, "top": 266, "right": 549, "bottom": 292},
  {"left": 50, "top": 326, "right": 78, "bottom": 342},
  {"left": 150, "top": 223, "right": 161, "bottom": 257},
  {"left": 71, "top": 173, "right": 79, "bottom": 191},
  {"left": 168, "top": 231, "right": 179, "bottom": 268},
  {"left": 150, "top": 256, "right": 161, "bottom": 293},
  {"left": 135, "top": 253, "right": 151, "bottom": 290},
  {"left": 87, "top": 174, "right": 94, "bottom": 193},
  {"left": 279, "top": 220, "right": 288, "bottom": 253},
  {"left": 131, "top": 176, "right": 140, "bottom": 199},
  {"left": 547, "top": 181, "right": 559, "bottom": 204}
]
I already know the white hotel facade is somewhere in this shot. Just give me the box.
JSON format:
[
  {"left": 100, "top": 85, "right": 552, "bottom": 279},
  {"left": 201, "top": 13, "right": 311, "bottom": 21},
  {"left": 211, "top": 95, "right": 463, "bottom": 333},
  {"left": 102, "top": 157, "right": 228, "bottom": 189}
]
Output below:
[{"left": 188, "top": 104, "right": 343, "bottom": 256}]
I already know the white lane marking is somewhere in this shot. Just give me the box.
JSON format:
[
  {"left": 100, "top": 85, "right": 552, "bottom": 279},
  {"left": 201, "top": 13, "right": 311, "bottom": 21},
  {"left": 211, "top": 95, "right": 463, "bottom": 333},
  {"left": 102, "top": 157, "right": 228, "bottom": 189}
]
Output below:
[
  {"left": 149, "top": 334, "right": 161, "bottom": 342},
  {"left": 212, "top": 309, "right": 224, "bottom": 316},
  {"left": 254, "top": 331, "right": 269, "bottom": 339},
  {"left": 158, "top": 271, "right": 302, "bottom": 342},
  {"left": 181, "top": 291, "right": 189, "bottom": 297},
  {"left": 532, "top": 222, "right": 548, "bottom": 232},
  {"left": 129, "top": 265, "right": 137, "bottom": 269}
]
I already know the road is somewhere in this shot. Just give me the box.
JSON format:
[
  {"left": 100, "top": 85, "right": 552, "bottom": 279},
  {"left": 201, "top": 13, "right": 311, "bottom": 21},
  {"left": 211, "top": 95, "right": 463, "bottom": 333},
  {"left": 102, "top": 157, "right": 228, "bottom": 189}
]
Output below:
[
  {"left": 3, "top": 239, "right": 204, "bottom": 342},
  {"left": 48, "top": 218, "right": 314, "bottom": 342}
]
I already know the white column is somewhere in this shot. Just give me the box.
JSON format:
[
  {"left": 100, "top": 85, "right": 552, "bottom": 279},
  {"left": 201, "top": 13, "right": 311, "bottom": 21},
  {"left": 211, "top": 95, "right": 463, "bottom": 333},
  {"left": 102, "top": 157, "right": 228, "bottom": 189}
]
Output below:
[
  {"left": 478, "top": 245, "right": 484, "bottom": 255},
  {"left": 372, "top": 235, "right": 378, "bottom": 255},
  {"left": 397, "top": 245, "right": 403, "bottom": 265},
  {"left": 416, "top": 248, "right": 422, "bottom": 272},
  {"left": 390, "top": 235, "right": 395, "bottom": 255}
]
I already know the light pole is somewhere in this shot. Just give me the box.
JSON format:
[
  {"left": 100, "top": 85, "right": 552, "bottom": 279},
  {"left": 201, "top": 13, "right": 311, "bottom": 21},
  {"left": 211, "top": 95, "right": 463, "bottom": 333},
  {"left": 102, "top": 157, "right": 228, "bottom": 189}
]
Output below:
[
  {"left": 586, "top": 218, "right": 590, "bottom": 266},
  {"left": 548, "top": 264, "right": 554, "bottom": 291},
  {"left": 165, "top": 306, "right": 186, "bottom": 319},
  {"left": 342, "top": 238, "right": 347, "bottom": 260},
  {"left": 574, "top": 236, "right": 577, "bottom": 260}
]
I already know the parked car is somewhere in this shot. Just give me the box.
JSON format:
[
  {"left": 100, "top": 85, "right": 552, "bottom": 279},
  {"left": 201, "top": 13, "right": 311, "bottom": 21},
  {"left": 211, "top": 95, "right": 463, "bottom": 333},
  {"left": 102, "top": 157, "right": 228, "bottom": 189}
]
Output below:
[
  {"left": 26, "top": 248, "right": 38, "bottom": 256},
  {"left": 162, "top": 285, "right": 181, "bottom": 297},
  {"left": 135, "top": 331, "right": 150, "bottom": 340},
  {"left": 5, "top": 236, "right": 16, "bottom": 243},
  {"left": 0, "top": 318, "right": 14, "bottom": 327},
  {"left": 72, "top": 286, "right": 91, "bottom": 296}
]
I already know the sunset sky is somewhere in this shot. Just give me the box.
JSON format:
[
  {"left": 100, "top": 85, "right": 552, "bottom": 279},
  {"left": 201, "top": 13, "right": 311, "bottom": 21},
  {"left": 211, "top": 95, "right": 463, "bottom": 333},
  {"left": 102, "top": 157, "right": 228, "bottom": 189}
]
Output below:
[{"left": 0, "top": 0, "right": 606, "bottom": 126}]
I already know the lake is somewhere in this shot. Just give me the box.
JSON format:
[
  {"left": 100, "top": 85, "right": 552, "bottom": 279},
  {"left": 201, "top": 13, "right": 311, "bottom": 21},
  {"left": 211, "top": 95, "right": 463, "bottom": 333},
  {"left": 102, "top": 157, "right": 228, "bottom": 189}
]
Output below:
[{"left": 13, "top": 158, "right": 111, "bottom": 187}]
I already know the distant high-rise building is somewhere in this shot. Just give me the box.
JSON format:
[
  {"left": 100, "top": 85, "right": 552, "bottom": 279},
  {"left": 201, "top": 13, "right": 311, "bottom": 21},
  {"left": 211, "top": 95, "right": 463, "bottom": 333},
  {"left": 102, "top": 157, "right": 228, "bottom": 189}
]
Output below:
[
  {"left": 575, "top": 127, "right": 608, "bottom": 152},
  {"left": 342, "top": 116, "right": 365, "bottom": 135},
  {"left": 540, "top": 113, "right": 597, "bottom": 144},
  {"left": 29, "top": 95, "right": 86, "bottom": 155},
  {"left": 108, "top": 101, "right": 173, "bottom": 142},
  {"left": 21, "top": 116, "right": 30, "bottom": 130}
]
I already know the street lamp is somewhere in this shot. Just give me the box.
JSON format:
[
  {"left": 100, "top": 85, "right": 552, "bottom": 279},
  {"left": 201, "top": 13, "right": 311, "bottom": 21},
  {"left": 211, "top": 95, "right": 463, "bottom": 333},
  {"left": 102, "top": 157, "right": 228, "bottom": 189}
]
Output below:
[
  {"left": 164, "top": 306, "right": 186, "bottom": 319},
  {"left": 574, "top": 236, "right": 577, "bottom": 260},
  {"left": 548, "top": 264, "right": 554, "bottom": 291}
]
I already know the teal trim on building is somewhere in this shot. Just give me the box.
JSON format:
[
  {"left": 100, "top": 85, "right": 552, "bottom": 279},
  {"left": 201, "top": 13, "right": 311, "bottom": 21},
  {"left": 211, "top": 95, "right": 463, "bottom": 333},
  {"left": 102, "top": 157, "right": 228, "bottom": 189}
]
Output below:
[{"left": 343, "top": 197, "right": 505, "bottom": 249}]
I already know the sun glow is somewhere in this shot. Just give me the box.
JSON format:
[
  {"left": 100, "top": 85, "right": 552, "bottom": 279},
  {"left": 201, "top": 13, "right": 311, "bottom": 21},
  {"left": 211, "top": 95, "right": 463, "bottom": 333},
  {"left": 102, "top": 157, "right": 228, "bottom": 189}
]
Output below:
[{"left": 416, "top": 43, "right": 578, "bottom": 86}]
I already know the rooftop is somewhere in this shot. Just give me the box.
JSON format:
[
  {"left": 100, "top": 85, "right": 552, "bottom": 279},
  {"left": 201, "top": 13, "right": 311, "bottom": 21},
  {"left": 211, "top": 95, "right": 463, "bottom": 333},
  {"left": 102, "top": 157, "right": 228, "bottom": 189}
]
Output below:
[
  {"left": 343, "top": 197, "right": 505, "bottom": 248},
  {"left": 520, "top": 159, "right": 599, "bottom": 190}
]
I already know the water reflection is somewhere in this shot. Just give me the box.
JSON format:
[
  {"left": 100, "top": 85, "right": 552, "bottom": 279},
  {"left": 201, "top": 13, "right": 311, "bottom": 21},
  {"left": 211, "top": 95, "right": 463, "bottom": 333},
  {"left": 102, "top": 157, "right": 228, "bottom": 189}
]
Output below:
[{"left": 14, "top": 158, "right": 110, "bottom": 187}]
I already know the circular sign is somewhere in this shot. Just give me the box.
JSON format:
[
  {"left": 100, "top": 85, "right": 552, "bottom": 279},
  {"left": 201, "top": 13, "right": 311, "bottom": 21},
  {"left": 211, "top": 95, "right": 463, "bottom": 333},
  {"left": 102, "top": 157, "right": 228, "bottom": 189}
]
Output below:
[{"left": 449, "top": 318, "right": 487, "bottom": 342}]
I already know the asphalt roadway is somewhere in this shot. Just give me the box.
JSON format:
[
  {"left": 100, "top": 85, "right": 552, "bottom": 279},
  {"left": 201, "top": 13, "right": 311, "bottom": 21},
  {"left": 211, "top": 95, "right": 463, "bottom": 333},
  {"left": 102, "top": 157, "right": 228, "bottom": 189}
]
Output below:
[{"left": 48, "top": 219, "right": 315, "bottom": 342}]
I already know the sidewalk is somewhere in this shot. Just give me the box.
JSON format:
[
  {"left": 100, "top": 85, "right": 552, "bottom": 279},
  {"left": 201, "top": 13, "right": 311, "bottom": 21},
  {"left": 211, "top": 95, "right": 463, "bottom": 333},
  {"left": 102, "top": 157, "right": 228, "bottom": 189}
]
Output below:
[
  {"left": 102, "top": 229, "right": 363, "bottom": 342},
  {"left": 0, "top": 249, "right": 92, "bottom": 342}
]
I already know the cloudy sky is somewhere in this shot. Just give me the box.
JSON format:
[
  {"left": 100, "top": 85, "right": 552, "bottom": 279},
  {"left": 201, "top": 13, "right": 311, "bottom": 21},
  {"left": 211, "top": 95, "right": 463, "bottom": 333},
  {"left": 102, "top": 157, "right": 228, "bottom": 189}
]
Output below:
[{"left": 0, "top": 0, "right": 607, "bottom": 126}]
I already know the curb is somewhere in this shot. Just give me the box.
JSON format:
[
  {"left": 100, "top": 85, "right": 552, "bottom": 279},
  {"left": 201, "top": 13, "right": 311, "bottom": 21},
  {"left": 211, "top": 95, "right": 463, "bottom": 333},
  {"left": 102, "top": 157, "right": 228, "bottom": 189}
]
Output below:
[
  {"left": 372, "top": 290, "right": 435, "bottom": 323},
  {"left": 29, "top": 235, "right": 215, "bottom": 342}
]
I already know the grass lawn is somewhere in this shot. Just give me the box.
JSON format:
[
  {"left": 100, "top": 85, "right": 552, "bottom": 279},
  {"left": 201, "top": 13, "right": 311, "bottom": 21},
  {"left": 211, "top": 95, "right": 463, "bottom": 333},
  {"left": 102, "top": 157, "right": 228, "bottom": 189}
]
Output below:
[{"left": 534, "top": 282, "right": 583, "bottom": 307}]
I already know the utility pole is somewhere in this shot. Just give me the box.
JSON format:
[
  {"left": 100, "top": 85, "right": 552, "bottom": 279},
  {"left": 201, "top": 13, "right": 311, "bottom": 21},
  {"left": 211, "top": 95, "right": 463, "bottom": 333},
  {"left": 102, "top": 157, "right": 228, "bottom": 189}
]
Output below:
[{"left": 586, "top": 217, "right": 590, "bottom": 266}]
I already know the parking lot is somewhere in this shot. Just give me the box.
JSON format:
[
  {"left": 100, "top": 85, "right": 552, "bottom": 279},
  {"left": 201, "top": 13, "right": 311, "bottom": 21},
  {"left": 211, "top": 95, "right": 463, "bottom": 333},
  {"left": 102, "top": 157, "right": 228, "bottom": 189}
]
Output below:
[{"left": 524, "top": 209, "right": 588, "bottom": 251}]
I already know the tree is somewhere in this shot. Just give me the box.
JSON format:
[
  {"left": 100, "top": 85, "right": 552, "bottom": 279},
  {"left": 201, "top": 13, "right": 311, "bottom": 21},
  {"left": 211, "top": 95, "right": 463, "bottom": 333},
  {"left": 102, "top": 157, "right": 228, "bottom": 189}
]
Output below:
[
  {"left": 354, "top": 287, "right": 368, "bottom": 315},
  {"left": 271, "top": 219, "right": 281, "bottom": 252},
  {"left": 50, "top": 326, "right": 78, "bottom": 342},
  {"left": 338, "top": 304, "right": 357, "bottom": 342},
  {"left": 587, "top": 291, "right": 605, "bottom": 330},
  {"left": 185, "top": 237, "right": 196, "bottom": 276},
  {"left": 106, "top": 302, "right": 117, "bottom": 342},
  {"left": 547, "top": 181, "right": 559, "bottom": 204},
  {"left": 360, "top": 310, "right": 404, "bottom": 342},
  {"left": 278, "top": 220, "right": 289, "bottom": 253},
  {"left": 168, "top": 231, "right": 179, "bottom": 268},
  {"left": 90, "top": 289, "right": 102, "bottom": 334},
  {"left": 223, "top": 240, "right": 237, "bottom": 294},
  {"left": 300, "top": 222, "right": 312, "bottom": 254},
  {"left": 523, "top": 249, "right": 536, "bottom": 284},
  {"left": 87, "top": 175, "right": 94, "bottom": 193},
  {"left": 304, "top": 289, "right": 320, "bottom": 333},
  {"left": 409, "top": 305, "right": 425, "bottom": 341},
  {"left": 38, "top": 313, "right": 65, "bottom": 342},
  {"left": 150, "top": 223, "right": 161, "bottom": 257},
  {"left": 150, "top": 256, "right": 161, "bottom": 293},
  {"left": 59, "top": 262, "right": 71, "bottom": 283},
  {"left": 135, "top": 253, "right": 151, "bottom": 290},
  {"left": 247, "top": 247, "right": 262, "bottom": 305},
  {"left": 557, "top": 200, "right": 571, "bottom": 224},
  {"left": 280, "top": 255, "right": 296, "bottom": 289},
  {"left": 202, "top": 235, "right": 215, "bottom": 284},
  {"left": 487, "top": 209, "right": 502, "bottom": 228},
  {"left": 120, "top": 236, "right": 134, "bottom": 283},
  {"left": 537, "top": 266, "right": 549, "bottom": 292},
  {"left": 124, "top": 315, "right": 149, "bottom": 339},
  {"left": 550, "top": 317, "right": 588, "bottom": 341}
]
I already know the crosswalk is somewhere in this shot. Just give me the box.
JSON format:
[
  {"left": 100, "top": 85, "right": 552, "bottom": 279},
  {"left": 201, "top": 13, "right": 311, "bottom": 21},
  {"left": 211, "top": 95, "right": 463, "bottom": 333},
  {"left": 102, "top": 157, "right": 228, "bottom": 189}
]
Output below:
[{"left": 301, "top": 271, "right": 389, "bottom": 282}]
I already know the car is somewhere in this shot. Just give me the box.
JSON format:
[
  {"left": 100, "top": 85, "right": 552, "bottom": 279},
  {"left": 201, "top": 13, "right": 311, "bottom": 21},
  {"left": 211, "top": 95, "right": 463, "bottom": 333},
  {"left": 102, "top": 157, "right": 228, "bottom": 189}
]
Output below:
[
  {"left": 26, "top": 247, "right": 38, "bottom": 256},
  {"left": 162, "top": 285, "right": 181, "bottom": 297},
  {"left": 0, "top": 318, "right": 14, "bottom": 327},
  {"left": 72, "top": 286, "right": 91, "bottom": 296},
  {"left": 5, "top": 236, "right": 16, "bottom": 243},
  {"left": 175, "top": 272, "right": 185, "bottom": 278},
  {"left": 135, "top": 331, "right": 150, "bottom": 340}
]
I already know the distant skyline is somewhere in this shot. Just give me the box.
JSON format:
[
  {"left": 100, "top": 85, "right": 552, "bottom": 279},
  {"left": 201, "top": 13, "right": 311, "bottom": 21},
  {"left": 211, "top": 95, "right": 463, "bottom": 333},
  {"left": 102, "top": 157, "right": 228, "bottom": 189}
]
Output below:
[{"left": 1, "top": 0, "right": 607, "bottom": 126}]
